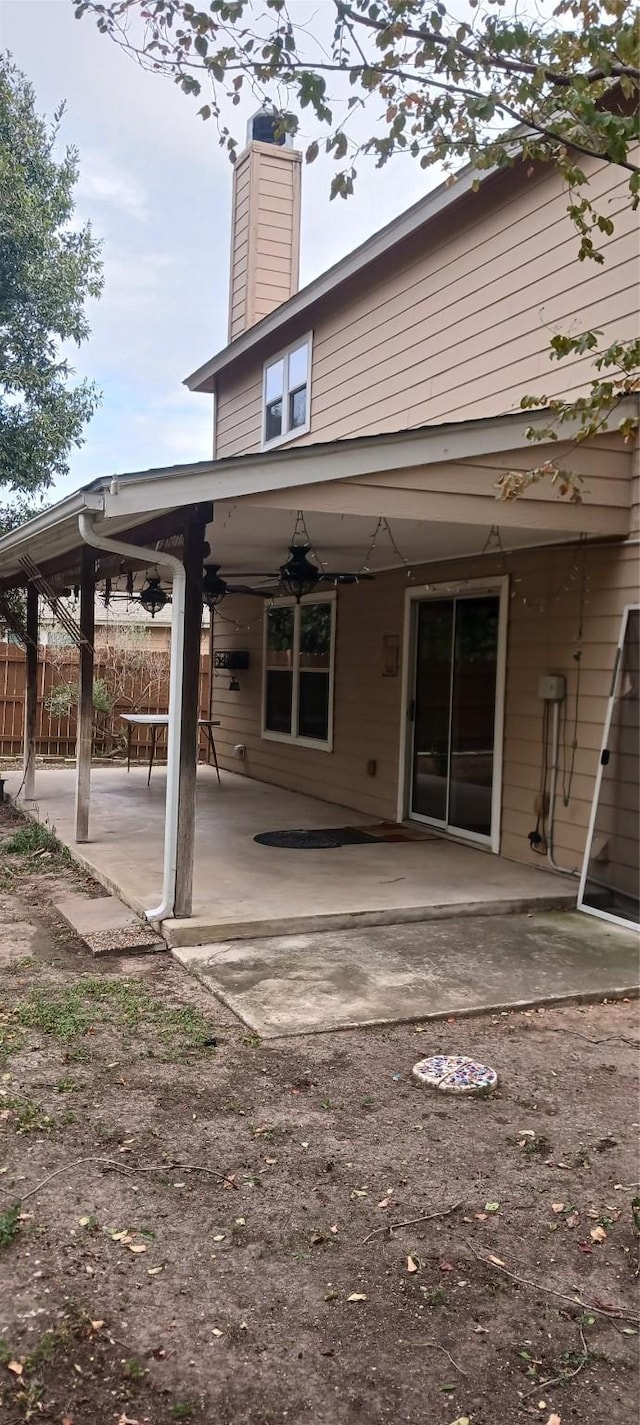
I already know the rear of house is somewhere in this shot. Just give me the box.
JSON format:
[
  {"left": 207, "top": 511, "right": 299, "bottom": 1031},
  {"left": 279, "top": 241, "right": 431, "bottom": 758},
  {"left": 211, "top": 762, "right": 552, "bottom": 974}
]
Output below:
[{"left": 183, "top": 117, "right": 638, "bottom": 921}]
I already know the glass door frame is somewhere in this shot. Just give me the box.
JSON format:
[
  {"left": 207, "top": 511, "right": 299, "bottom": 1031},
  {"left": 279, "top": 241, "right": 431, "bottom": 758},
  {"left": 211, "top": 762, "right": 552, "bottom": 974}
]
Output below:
[
  {"left": 577, "top": 602, "right": 640, "bottom": 929},
  {"left": 397, "top": 576, "right": 509, "bottom": 853}
]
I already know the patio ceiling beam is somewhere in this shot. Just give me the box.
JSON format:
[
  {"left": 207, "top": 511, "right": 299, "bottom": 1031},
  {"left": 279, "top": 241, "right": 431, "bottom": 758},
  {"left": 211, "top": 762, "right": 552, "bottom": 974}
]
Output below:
[{"left": 239, "top": 479, "right": 629, "bottom": 536}]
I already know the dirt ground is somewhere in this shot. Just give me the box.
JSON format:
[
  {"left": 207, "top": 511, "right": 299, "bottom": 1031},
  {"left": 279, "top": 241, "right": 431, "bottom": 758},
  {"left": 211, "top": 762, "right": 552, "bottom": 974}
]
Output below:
[{"left": 0, "top": 802, "right": 638, "bottom": 1425}]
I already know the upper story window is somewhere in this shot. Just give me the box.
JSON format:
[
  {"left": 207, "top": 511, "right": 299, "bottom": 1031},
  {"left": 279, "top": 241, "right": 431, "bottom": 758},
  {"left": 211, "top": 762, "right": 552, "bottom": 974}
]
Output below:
[{"left": 262, "top": 335, "right": 312, "bottom": 449}]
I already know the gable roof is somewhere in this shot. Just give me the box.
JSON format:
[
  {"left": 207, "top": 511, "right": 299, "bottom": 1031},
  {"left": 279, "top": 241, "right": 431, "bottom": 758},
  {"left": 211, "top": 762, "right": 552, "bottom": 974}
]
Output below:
[{"left": 184, "top": 156, "right": 493, "bottom": 394}]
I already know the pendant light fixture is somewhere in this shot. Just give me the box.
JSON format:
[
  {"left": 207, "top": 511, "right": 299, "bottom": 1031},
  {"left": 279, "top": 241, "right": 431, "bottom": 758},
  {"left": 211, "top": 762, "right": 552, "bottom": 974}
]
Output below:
[{"left": 139, "top": 575, "right": 168, "bottom": 618}]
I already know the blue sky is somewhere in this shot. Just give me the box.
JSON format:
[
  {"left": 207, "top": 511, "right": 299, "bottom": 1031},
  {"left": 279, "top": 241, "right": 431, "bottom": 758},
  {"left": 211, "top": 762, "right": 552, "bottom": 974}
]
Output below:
[{"left": 2, "top": 0, "right": 433, "bottom": 501}]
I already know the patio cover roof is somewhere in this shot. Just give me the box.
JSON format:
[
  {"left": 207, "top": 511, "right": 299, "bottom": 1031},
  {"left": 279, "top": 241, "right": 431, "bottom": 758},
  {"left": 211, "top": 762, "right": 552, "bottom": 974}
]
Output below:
[{"left": 0, "top": 404, "right": 633, "bottom": 587}]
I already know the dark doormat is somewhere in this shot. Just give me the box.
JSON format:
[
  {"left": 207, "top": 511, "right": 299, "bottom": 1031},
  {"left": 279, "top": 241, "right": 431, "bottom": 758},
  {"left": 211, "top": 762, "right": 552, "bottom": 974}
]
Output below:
[
  {"left": 254, "top": 825, "right": 439, "bottom": 850},
  {"left": 254, "top": 828, "right": 374, "bottom": 850}
]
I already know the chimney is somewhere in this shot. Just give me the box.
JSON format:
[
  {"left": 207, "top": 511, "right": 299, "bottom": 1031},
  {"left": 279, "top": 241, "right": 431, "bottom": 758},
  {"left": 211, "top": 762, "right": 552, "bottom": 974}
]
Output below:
[{"left": 228, "top": 111, "right": 302, "bottom": 342}]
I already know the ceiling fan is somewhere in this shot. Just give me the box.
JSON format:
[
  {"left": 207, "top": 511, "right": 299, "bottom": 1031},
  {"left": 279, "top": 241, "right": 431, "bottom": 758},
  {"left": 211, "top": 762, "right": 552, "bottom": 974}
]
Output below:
[{"left": 215, "top": 543, "right": 374, "bottom": 604}]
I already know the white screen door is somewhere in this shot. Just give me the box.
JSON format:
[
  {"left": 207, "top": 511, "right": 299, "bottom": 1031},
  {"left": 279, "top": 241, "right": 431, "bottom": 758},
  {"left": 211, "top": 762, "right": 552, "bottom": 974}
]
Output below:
[{"left": 578, "top": 604, "right": 639, "bottom": 930}]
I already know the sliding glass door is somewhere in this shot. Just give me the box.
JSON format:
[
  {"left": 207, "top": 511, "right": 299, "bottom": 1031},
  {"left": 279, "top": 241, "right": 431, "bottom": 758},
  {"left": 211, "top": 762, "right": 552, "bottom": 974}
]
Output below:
[{"left": 409, "top": 593, "right": 501, "bottom": 843}]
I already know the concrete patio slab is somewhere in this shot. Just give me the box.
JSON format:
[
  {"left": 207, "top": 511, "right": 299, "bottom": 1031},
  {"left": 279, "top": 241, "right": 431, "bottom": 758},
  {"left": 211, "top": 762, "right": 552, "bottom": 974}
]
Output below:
[
  {"left": 54, "top": 892, "right": 165, "bottom": 956},
  {"left": 8, "top": 766, "right": 577, "bottom": 946},
  {"left": 173, "top": 911, "right": 640, "bottom": 1038}
]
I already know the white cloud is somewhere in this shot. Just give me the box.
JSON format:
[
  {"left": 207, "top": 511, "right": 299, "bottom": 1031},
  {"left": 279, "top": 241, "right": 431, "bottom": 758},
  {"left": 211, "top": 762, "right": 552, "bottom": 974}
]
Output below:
[{"left": 77, "top": 151, "right": 148, "bottom": 220}]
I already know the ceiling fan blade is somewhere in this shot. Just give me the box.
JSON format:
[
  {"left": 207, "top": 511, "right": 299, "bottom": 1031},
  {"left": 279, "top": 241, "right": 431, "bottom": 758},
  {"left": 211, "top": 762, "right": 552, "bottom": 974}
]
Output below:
[
  {"left": 227, "top": 584, "right": 278, "bottom": 596},
  {"left": 223, "top": 571, "right": 278, "bottom": 579},
  {"left": 318, "top": 571, "right": 375, "bottom": 583}
]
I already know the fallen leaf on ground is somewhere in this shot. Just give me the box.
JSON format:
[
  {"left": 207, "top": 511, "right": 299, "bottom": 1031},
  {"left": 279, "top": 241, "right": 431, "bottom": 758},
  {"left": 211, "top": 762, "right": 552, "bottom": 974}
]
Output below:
[
  {"left": 484, "top": 1201, "right": 500, "bottom": 1213},
  {"left": 377, "top": 1197, "right": 392, "bottom": 1209},
  {"left": 212, "top": 1234, "right": 225, "bottom": 1242},
  {"left": 439, "top": 1261, "right": 454, "bottom": 1272},
  {"left": 449, "top": 1417, "right": 470, "bottom": 1425},
  {"left": 406, "top": 1255, "right": 419, "bottom": 1273},
  {"left": 347, "top": 1292, "right": 367, "bottom": 1302},
  {"left": 147, "top": 1266, "right": 163, "bottom": 1275},
  {"left": 590, "top": 1225, "right": 607, "bottom": 1242},
  {"left": 565, "top": 1213, "right": 579, "bottom": 1228},
  {"left": 7, "top": 1361, "right": 23, "bottom": 1376},
  {"left": 546, "top": 1415, "right": 561, "bottom": 1425},
  {"left": 90, "top": 1320, "right": 104, "bottom": 1330},
  {"left": 488, "top": 1254, "right": 506, "bottom": 1267},
  {"left": 211, "top": 1328, "right": 223, "bottom": 1337},
  {"left": 128, "top": 1243, "right": 147, "bottom": 1254},
  {"left": 551, "top": 1202, "right": 565, "bottom": 1214}
]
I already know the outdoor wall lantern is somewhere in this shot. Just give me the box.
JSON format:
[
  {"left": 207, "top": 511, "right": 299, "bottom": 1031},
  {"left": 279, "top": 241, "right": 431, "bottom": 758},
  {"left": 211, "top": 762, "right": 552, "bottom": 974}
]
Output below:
[{"left": 139, "top": 576, "right": 168, "bottom": 618}]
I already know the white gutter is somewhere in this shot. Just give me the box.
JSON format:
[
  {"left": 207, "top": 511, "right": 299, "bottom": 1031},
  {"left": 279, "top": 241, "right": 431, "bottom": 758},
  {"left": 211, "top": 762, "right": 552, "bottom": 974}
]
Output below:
[{"left": 78, "top": 507, "right": 186, "bottom": 924}]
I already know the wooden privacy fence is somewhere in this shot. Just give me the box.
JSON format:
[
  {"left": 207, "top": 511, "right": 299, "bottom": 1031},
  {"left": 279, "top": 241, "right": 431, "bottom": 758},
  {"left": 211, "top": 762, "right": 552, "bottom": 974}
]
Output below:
[{"left": 0, "top": 643, "right": 211, "bottom": 762}]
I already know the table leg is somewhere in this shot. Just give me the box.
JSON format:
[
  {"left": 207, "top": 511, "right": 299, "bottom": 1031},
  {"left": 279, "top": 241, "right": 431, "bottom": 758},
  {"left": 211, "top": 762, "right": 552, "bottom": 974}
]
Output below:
[
  {"left": 126, "top": 724, "right": 132, "bottom": 773},
  {"left": 207, "top": 726, "right": 221, "bottom": 785},
  {"left": 148, "top": 726, "right": 157, "bottom": 787}
]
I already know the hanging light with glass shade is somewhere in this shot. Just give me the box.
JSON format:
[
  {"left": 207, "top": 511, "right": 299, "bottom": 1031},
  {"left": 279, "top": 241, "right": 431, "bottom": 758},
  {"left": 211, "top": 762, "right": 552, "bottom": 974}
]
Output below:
[
  {"left": 139, "top": 575, "right": 168, "bottom": 619},
  {"left": 278, "top": 545, "right": 322, "bottom": 601},
  {"left": 202, "top": 565, "right": 228, "bottom": 609}
]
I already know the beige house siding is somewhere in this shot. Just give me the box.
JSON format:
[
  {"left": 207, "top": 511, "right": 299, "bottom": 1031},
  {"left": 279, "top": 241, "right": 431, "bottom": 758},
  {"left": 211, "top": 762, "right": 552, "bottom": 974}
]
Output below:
[
  {"left": 211, "top": 537, "right": 639, "bottom": 873},
  {"left": 216, "top": 156, "right": 637, "bottom": 458},
  {"left": 228, "top": 142, "right": 301, "bottom": 342}
]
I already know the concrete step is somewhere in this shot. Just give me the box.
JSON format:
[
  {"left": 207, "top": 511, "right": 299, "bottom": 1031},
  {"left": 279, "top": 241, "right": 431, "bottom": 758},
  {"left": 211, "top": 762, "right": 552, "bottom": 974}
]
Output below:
[
  {"left": 161, "top": 888, "right": 577, "bottom": 949},
  {"left": 55, "top": 892, "right": 165, "bottom": 956}
]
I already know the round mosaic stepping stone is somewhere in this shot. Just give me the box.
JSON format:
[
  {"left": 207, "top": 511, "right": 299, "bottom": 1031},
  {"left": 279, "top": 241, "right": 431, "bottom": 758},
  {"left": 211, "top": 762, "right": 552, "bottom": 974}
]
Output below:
[{"left": 412, "top": 1054, "right": 498, "bottom": 1095}]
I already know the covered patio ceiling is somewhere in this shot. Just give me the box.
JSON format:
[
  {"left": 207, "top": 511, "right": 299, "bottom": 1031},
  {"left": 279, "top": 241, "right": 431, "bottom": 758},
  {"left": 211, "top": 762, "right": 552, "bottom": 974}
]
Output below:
[{"left": 0, "top": 404, "right": 632, "bottom": 592}]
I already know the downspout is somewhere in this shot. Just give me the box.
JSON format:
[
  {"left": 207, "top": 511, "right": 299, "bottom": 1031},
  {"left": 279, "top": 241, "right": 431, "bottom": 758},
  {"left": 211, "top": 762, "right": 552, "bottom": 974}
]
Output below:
[{"left": 78, "top": 506, "right": 186, "bottom": 923}]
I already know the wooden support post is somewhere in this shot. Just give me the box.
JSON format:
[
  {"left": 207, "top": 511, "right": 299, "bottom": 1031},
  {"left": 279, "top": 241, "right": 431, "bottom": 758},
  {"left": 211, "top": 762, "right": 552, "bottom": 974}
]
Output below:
[
  {"left": 22, "top": 584, "right": 39, "bottom": 800},
  {"left": 207, "top": 609, "right": 214, "bottom": 761},
  {"left": 74, "top": 546, "right": 95, "bottom": 843},
  {"left": 174, "top": 503, "right": 211, "bottom": 918}
]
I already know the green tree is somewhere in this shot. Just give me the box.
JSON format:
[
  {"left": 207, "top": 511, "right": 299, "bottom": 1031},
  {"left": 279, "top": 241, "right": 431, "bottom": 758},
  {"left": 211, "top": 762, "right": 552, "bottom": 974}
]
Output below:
[
  {"left": 74, "top": 0, "right": 638, "bottom": 497},
  {"left": 0, "top": 52, "right": 103, "bottom": 506}
]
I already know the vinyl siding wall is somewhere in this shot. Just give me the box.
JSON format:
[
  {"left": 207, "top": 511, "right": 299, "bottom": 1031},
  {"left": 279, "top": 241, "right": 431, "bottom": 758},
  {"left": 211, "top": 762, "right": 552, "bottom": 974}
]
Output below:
[
  {"left": 216, "top": 156, "right": 637, "bottom": 458},
  {"left": 210, "top": 538, "right": 639, "bottom": 872}
]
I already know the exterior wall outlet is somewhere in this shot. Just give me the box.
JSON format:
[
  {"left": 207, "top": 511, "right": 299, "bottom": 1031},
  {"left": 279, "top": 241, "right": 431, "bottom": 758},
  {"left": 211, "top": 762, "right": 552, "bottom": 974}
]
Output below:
[
  {"left": 537, "top": 673, "right": 566, "bottom": 702},
  {"left": 366, "top": 758, "right": 377, "bottom": 777},
  {"left": 233, "top": 744, "right": 246, "bottom": 759}
]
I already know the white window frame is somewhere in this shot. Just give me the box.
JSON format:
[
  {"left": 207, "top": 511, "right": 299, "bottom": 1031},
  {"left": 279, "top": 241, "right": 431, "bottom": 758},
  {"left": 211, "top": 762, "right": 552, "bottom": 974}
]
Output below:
[
  {"left": 262, "top": 591, "right": 336, "bottom": 751},
  {"left": 261, "top": 332, "right": 312, "bottom": 450}
]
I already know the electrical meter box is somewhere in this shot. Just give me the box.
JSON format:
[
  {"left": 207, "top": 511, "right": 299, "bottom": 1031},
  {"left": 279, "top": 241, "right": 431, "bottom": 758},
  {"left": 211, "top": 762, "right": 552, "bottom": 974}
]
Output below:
[{"left": 537, "top": 674, "right": 566, "bottom": 702}]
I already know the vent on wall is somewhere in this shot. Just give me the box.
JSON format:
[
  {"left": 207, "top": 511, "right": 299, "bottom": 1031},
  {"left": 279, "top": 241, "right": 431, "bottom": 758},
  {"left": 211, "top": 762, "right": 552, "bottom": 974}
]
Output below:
[{"left": 247, "top": 109, "right": 293, "bottom": 147}]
